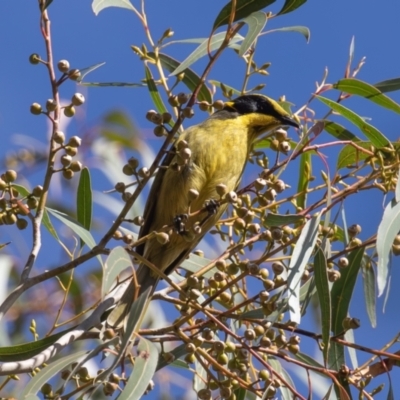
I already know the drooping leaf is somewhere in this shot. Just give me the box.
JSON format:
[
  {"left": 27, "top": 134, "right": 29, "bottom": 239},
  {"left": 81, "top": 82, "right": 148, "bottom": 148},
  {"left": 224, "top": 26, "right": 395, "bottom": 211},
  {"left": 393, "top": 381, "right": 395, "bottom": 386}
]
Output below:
[
  {"left": 313, "top": 248, "right": 331, "bottom": 364},
  {"left": 76, "top": 62, "right": 106, "bottom": 82},
  {"left": 297, "top": 151, "right": 311, "bottom": 210},
  {"left": 376, "top": 195, "right": 400, "bottom": 297},
  {"left": 77, "top": 167, "right": 92, "bottom": 240},
  {"left": 286, "top": 214, "right": 321, "bottom": 324},
  {"left": 374, "top": 77, "right": 400, "bottom": 94},
  {"left": 331, "top": 247, "right": 364, "bottom": 334},
  {"left": 334, "top": 78, "right": 400, "bottom": 114},
  {"left": 92, "top": 0, "right": 135, "bottom": 15},
  {"left": 144, "top": 65, "right": 170, "bottom": 119},
  {"left": 277, "top": 0, "right": 307, "bottom": 15},
  {"left": 170, "top": 32, "right": 244, "bottom": 76},
  {"left": 102, "top": 246, "right": 133, "bottom": 298},
  {"left": 263, "top": 26, "right": 310, "bottom": 42},
  {"left": 118, "top": 338, "right": 159, "bottom": 400},
  {"left": 213, "top": 0, "right": 276, "bottom": 29},
  {"left": 149, "top": 52, "right": 212, "bottom": 103},
  {"left": 317, "top": 95, "right": 390, "bottom": 148},
  {"left": 336, "top": 141, "right": 372, "bottom": 170},
  {"left": 238, "top": 11, "right": 267, "bottom": 56},
  {"left": 20, "top": 350, "right": 88, "bottom": 397}
]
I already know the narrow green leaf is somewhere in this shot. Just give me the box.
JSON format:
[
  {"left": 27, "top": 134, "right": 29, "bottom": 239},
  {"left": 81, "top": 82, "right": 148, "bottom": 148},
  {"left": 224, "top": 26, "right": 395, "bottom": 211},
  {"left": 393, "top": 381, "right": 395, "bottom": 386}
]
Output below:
[
  {"left": 314, "top": 248, "right": 331, "bottom": 365},
  {"left": 323, "top": 121, "right": 361, "bottom": 142},
  {"left": 334, "top": 78, "right": 400, "bottom": 114},
  {"left": 144, "top": 65, "right": 169, "bottom": 117},
  {"left": 286, "top": 214, "right": 321, "bottom": 324},
  {"left": 264, "top": 26, "right": 310, "bottom": 42},
  {"left": 238, "top": 11, "right": 267, "bottom": 57},
  {"left": 102, "top": 246, "right": 133, "bottom": 298},
  {"left": 118, "top": 338, "right": 159, "bottom": 400},
  {"left": 79, "top": 81, "right": 145, "bottom": 87},
  {"left": 209, "top": 80, "right": 242, "bottom": 96},
  {"left": 336, "top": 141, "right": 372, "bottom": 170},
  {"left": 317, "top": 95, "right": 390, "bottom": 148},
  {"left": 331, "top": 247, "right": 364, "bottom": 334},
  {"left": 297, "top": 151, "right": 311, "bottom": 210},
  {"left": 170, "top": 32, "right": 244, "bottom": 76},
  {"left": 0, "top": 327, "right": 75, "bottom": 362},
  {"left": 77, "top": 167, "right": 92, "bottom": 233},
  {"left": 213, "top": 0, "right": 275, "bottom": 29},
  {"left": 374, "top": 77, "right": 400, "bottom": 93},
  {"left": 92, "top": 0, "right": 135, "bottom": 15},
  {"left": 376, "top": 197, "right": 400, "bottom": 296},
  {"left": 76, "top": 62, "right": 106, "bottom": 82},
  {"left": 149, "top": 52, "right": 212, "bottom": 104},
  {"left": 395, "top": 167, "right": 400, "bottom": 203},
  {"left": 277, "top": 0, "right": 307, "bottom": 15},
  {"left": 263, "top": 213, "right": 305, "bottom": 226},
  {"left": 157, "top": 343, "right": 187, "bottom": 371},
  {"left": 46, "top": 208, "right": 96, "bottom": 250},
  {"left": 234, "top": 388, "right": 247, "bottom": 400},
  {"left": 11, "top": 184, "right": 30, "bottom": 197},
  {"left": 42, "top": 208, "right": 60, "bottom": 241},
  {"left": 180, "top": 253, "right": 215, "bottom": 278},
  {"left": 20, "top": 350, "right": 88, "bottom": 396}
]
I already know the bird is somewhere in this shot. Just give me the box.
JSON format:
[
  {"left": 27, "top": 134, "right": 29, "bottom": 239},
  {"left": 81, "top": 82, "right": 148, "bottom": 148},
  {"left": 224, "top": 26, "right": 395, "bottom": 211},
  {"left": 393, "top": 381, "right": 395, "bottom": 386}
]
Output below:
[{"left": 107, "top": 94, "right": 299, "bottom": 328}]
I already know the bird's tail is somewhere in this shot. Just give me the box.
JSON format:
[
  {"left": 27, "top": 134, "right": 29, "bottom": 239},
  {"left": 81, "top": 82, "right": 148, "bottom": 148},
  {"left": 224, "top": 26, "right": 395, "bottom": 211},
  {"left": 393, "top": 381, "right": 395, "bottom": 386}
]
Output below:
[{"left": 106, "top": 265, "right": 158, "bottom": 329}]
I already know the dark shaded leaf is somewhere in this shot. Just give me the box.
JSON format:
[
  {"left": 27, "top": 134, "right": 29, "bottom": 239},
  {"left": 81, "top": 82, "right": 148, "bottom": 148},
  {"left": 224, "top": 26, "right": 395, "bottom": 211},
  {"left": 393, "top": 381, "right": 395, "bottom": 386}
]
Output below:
[
  {"left": 323, "top": 121, "right": 361, "bottom": 142},
  {"left": 213, "top": 0, "right": 275, "bottom": 29},
  {"left": 374, "top": 77, "right": 400, "bottom": 94},
  {"left": 277, "top": 0, "right": 307, "bottom": 15},
  {"left": 77, "top": 167, "right": 92, "bottom": 245}
]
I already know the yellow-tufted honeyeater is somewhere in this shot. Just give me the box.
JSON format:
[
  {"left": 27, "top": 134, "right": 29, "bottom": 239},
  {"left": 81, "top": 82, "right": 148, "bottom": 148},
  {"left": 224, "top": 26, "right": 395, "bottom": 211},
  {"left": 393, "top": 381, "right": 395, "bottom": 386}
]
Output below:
[{"left": 107, "top": 94, "right": 299, "bottom": 328}]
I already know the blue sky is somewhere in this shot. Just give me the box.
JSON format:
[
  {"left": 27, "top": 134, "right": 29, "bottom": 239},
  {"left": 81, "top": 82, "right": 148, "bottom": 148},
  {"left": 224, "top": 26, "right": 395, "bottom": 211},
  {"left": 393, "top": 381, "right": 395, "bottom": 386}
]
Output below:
[{"left": 1, "top": 0, "right": 400, "bottom": 398}]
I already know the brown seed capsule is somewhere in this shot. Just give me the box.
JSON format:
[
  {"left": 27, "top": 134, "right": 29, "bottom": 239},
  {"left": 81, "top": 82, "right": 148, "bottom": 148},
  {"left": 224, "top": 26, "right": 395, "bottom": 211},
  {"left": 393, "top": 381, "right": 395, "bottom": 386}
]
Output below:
[
  {"left": 114, "top": 182, "right": 126, "bottom": 193},
  {"left": 122, "top": 164, "right": 135, "bottom": 176},
  {"left": 226, "top": 191, "right": 238, "bottom": 203},
  {"left": 328, "top": 269, "right": 341, "bottom": 282},
  {"left": 213, "top": 100, "right": 224, "bottom": 110},
  {"left": 182, "top": 107, "right": 194, "bottom": 118},
  {"left": 273, "top": 179, "right": 286, "bottom": 193},
  {"left": 272, "top": 261, "right": 284, "bottom": 275},
  {"left": 46, "top": 99, "right": 57, "bottom": 112},
  {"left": 62, "top": 169, "right": 74, "bottom": 180},
  {"left": 279, "top": 141, "right": 291, "bottom": 153},
  {"left": 275, "top": 128, "right": 288, "bottom": 142},
  {"left": 216, "top": 183, "right": 228, "bottom": 197},
  {"left": 53, "top": 130, "right": 65, "bottom": 144}
]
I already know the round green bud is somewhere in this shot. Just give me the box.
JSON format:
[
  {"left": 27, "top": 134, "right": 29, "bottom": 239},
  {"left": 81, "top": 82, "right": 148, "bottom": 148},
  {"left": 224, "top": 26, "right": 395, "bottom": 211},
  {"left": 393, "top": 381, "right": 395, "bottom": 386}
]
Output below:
[
  {"left": 32, "top": 185, "right": 43, "bottom": 197},
  {"left": 63, "top": 105, "right": 75, "bottom": 117},
  {"left": 29, "top": 53, "right": 41, "bottom": 65},
  {"left": 68, "top": 136, "right": 82, "bottom": 148},
  {"left": 68, "top": 69, "right": 81, "bottom": 81},
  {"left": 57, "top": 59, "right": 70, "bottom": 73},
  {"left": 16, "top": 218, "right": 28, "bottom": 230},
  {"left": 64, "top": 146, "right": 78, "bottom": 156},
  {"left": 71, "top": 93, "right": 85, "bottom": 106},
  {"left": 30, "top": 103, "right": 42, "bottom": 115},
  {"left": 69, "top": 161, "right": 83, "bottom": 172},
  {"left": 4, "top": 170, "right": 17, "bottom": 183},
  {"left": 46, "top": 99, "right": 57, "bottom": 112},
  {"left": 122, "top": 164, "right": 135, "bottom": 176},
  {"left": 60, "top": 154, "right": 72, "bottom": 167},
  {"left": 62, "top": 169, "right": 74, "bottom": 180},
  {"left": 53, "top": 130, "right": 65, "bottom": 144}
]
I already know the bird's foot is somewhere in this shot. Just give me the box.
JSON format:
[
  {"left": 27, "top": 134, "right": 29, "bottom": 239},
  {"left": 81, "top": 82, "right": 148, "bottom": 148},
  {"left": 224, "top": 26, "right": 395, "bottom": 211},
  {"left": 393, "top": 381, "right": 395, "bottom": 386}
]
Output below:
[
  {"left": 174, "top": 214, "right": 188, "bottom": 234},
  {"left": 204, "top": 199, "right": 219, "bottom": 215}
]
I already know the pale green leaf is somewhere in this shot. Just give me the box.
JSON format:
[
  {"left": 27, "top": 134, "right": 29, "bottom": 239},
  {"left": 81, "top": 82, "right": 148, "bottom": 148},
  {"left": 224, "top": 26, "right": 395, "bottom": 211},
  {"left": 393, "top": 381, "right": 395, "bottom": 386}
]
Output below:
[
  {"left": 92, "top": 0, "right": 135, "bottom": 15},
  {"left": 317, "top": 95, "right": 390, "bottom": 148},
  {"left": 286, "top": 214, "right": 321, "bottom": 323},
  {"left": 263, "top": 26, "right": 310, "bottom": 42},
  {"left": 376, "top": 197, "right": 400, "bottom": 296},
  {"left": 334, "top": 78, "right": 400, "bottom": 114},
  {"left": 238, "top": 11, "right": 267, "bottom": 56},
  {"left": 171, "top": 32, "right": 244, "bottom": 76}
]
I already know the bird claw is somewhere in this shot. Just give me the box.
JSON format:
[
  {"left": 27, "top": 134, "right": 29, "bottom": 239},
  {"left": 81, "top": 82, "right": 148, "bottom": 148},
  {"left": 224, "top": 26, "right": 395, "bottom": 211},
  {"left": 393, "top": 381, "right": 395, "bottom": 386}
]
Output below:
[
  {"left": 205, "top": 199, "right": 219, "bottom": 215},
  {"left": 174, "top": 214, "right": 188, "bottom": 234}
]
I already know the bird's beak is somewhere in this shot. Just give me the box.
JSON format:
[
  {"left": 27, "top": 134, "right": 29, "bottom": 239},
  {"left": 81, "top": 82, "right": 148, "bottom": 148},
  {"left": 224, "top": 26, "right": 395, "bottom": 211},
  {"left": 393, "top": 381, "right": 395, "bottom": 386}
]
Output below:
[{"left": 281, "top": 115, "right": 299, "bottom": 128}]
